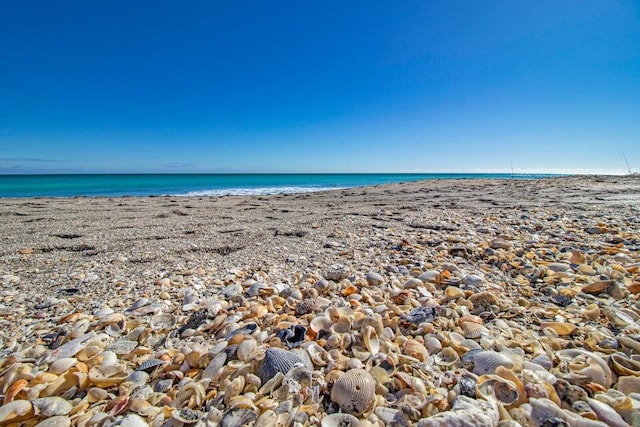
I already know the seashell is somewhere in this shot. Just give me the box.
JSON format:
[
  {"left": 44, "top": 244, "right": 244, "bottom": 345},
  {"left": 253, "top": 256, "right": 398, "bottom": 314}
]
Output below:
[
  {"left": 461, "top": 321, "right": 489, "bottom": 339},
  {"left": 581, "top": 304, "right": 601, "bottom": 320},
  {"left": 331, "top": 369, "right": 376, "bottom": 416},
  {"left": 118, "top": 414, "right": 148, "bottom": 427},
  {"left": 468, "top": 350, "right": 514, "bottom": 376},
  {"left": 31, "top": 396, "right": 73, "bottom": 417},
  {"left": 611, "top": 353, "right": 640, "bottom": 377},
  {"left": 617, "top": 376, "right": 640, "bottom": 394},
  {"left": 88, "top": 364, "right": 128, "bottom": 387},
  {"left": 402, "top": 339, "right": 428, "bottom": 362},
  {"left": 310, "top": 316, "right": 332, "bottom": 333},
  {"left": 468, "top": 291, "right": 500, "bottom": 314},
  {"left": 305, "top": 342, "right": 330, "bottom": 367},
  {"left": 529, "top": 397, "right": 609, "bottom": 427},
  {"left": 476, "top": 367, "right": 525, "bottom": 410},
  {"left": 586, "top": 398, "right": 629, "bottom": 427},
  {"left": 3, "top": 378, "right": 27, "bottom": 404},
  {"left": 87, "top": 387, "right": 109, "bottom": 403},
  {"left": 362, "top": 325, "right": 380, "bottom": 355},
  {"left": 617, "top": 336, "right": 640, "bottom": 354},
  {"left": 150, "top": 313, "right": 177, "bottom": 331},
  {"left": 136, "top": 358, "right": 165, "bottom": 372},
  {"left": 153, "top": 378, "right": 173, "bottom": 393},
  {"left": 403, "top": 306, "right": 438, "bottom": 325},
  {"left": 172, "top": 408, "right": 201, "bottom": 424},
  {"left": 321, "top": 413, "right": 361, "bottom": 427},
  {"left": 540, "top": 322, "right": 577, "bottom": 336},
  {"left": 276, "top": 325, "right": 306, "bottom": 348},
  {"left": 39, "top": 332, "right": 98, "bottom": 364},
  {"left": 556, "top": 349, "right": 613, "bottom": 388},
  {"left": 296, "top": 298, "right": 321, "bottom": 315},
  {"left": 220, "top": 408, "right": 259, "bottom": 427},
  {"left": 107, "top": 339, "right": 138, "bottom": 355},
  {"left": 175, "top": 381, "right": 206, "bottom": 408},
  {"left": 332, "top": 316, "right": 352, "bottom": 334},
  {"left": 416, "top": 395, "right": 499, "bottom": 427},
  {"left": 0, "top": 400, "right": 33, "bottom": 424},
  {"left": 435, "top": 347, "right": 460, "bottom": 367},
  {"left": 48, "top": 358, "right": 79, "bottom": 375},
  {"left": 257, "top": 348, "right": 303, "bottom": 384},
  {"left": 34, "top": 416, "right": 72, "bottom": 427}
]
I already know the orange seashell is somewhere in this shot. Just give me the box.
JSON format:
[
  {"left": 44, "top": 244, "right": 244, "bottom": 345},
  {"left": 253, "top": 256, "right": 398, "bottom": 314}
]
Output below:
[
  {"left": 627, "top": 282, "right": 640, "bottom": 295},
  {"left": 436, "top": 270, "right": 451, "bottom": 285},
  {"left": 342, "top": 285, "right": 358, "bottom": 297},
  {"left": 540, "top": 322, "right": 576, "bottom": 336},
  {"left": 3, "top": 379, "right": 28, "bottom": 404},
  {"left": 570, "top": 250, "right": 586, "bottom": 265}
]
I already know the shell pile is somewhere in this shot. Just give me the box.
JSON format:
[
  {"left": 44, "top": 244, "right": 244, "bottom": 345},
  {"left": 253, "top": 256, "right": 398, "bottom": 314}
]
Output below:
[{"left": 1, "top": 176, "right": 640, "bottom": 426}]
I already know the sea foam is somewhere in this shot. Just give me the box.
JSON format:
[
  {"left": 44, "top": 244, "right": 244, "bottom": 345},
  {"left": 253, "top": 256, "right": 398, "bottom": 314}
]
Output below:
[{"left": 174, "top": 186, "right": 346, "bottom": 197}]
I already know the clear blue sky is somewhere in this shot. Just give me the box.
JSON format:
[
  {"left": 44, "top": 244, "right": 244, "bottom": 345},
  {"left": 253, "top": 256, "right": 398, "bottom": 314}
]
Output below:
[{"left": 1, "top": 1, "right": 638, "bottom": 174}]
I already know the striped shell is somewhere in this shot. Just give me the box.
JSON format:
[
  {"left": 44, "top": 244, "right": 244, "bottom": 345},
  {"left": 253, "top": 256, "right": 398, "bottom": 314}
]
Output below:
[
  {"left": 330, "top": 368, "right": 376, "bottom": 416},
  {"left": 321, "top": 413, "right": 361, "bottom": 427},
  {"left": 295, "top": 298, "right": 321, "bottom": 315},
  {"left": 136, "top": 358, "right": 165, "bottom": 372},
  {"left": 257, "top": 348, "right": 303, "bottom": 383},
  {"left": 460, "top": 321, "right": 489, "bottom": 339},
  {"left": 468, "top": 350, "right": 514, "bottom": 375}
]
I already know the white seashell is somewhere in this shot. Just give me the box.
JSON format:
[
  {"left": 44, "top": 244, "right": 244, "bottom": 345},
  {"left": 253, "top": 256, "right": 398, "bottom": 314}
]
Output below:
[
  {"left": 119, "top": 413, "right": 149, "bottom": 427},
  {"left": 34, "top": 416, "right": 71, "bottom": 427},
  {"left": 0, "top": 400, "right": 33, "bottom": 424},
  {"left": 32, "top": 397, "right": 73, "bottom": 417},
  {"left": 39, "top": 332, "right": 98, "bottom": 364},
  {"left": 586, "top": 398, "right": 629, "bottom": 427},
  {"left": 416, "top": 395, "right": 499, "bottom": 427},
  {"left": 321, "top": 413, "right": 361, "bottom": 427},
  {"left": 556, "top": 349, "right": 613, "bottom": 388},
  {"left": 529, "top": 397, "right": 608, "bottom": 427},
  {"left": 362, "top": 325, "right": 380, "bottom": 355},
  {"left": 330, "top": 369, "right": 376, "bottom": 416},
  {"left": 48, "top": 358, "right": 78, "bottom": 375}
]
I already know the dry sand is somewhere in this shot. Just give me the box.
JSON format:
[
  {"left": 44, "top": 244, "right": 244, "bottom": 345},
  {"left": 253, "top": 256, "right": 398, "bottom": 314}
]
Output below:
[{"left": 0, "top": 175, "right": 639, "bottom": 426}]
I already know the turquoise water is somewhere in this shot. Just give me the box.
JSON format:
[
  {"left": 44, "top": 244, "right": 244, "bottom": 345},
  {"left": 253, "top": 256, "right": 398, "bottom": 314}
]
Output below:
[{"left": 0, "top": 173, "right": 557, "bottom": 198}]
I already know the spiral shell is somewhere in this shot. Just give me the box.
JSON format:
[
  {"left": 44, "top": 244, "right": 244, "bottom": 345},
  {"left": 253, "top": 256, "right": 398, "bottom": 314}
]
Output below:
[{"left": 330, "top": 368, "right": 376, "bottom": 415}]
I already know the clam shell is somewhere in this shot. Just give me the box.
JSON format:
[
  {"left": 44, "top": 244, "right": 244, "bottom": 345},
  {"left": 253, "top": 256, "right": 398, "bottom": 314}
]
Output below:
[
  {"left": 88, "top": 364, "right": 128, "bottom": 387},
  {"left": 220, "top": 408, "right": 258, "bottom": 427},
  {"left": 48, "top": 358, "right": 78, "bottom": 375},
  {"left": 540, "top": 322, "right": 577, "bottom": 336},
  {"left": 107, "top": 339, "right": 138, "bottom": 355},
  {"left": 416, "top": 395, "right": 499, "bottom": 427},
  {"left": 611, "top": 353, "right": 640, "bottom": 377},
  {"left": 310, "top": 316, "right": 332, "bottom": 333},
  {"left": 31, "top": 397, "right": 73, "bottom": 417},
  {"left": 0, "top": 400, "right": 33, "bottom": 424},
  {"left": 435, "top": 347, "right": 460, "bottom": 367},
  {"left": 34, "top": 416, "right": 72, "bottom": 427},
  {"left": 150, "top": 313, "right": 177, "bottom": 331},
  {"left": 172, "top": 408, "right": 201, "bottom": 424},
  {"left": 362, "top": 325, "right": 380, "bottom": 355},
  {"left": 330, "top": 368, "right": 376, "bottom": 416},
  {"left": 321, "top": 413, "right": 361, "bottom": 427},
  {"left": 616, "top": 376, "right": 640, "bottom": 394},
  {"left": 556, "top": 349, "right": 613, "bottom": 388},
  {"left": 257, "top": 348, "right": 303, "bottom": 383}
]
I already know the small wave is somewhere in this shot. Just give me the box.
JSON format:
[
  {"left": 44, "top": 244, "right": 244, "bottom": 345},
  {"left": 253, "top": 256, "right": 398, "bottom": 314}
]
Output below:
[{"left": 174, "top": 186, "right": 347, "bottom": 197}]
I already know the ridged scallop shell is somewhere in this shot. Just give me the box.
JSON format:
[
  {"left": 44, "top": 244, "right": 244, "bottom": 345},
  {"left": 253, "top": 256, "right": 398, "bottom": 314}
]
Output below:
[
  {"left": 468, "top": 350, "right": 514, "bottom": 375},
  {"left": 136, "top": 358, "right": 165, "bottom": 372},
  {"left": 257, "top": 348, "right": 303, "bottom": 383},
  {"left": 330, "top": 368, "right": 376, "bottom": 415},
  {"left": 460, "top": 321, "right": 489, "bottom": 339},
  {"left": 321, "top": 413, "right": 361, "bottom": 427}
]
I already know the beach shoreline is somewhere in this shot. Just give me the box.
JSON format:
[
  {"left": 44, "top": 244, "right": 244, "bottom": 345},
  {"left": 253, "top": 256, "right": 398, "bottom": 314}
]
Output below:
[{"left": 1, "top": 174, "right": 639, "bottom": 425}]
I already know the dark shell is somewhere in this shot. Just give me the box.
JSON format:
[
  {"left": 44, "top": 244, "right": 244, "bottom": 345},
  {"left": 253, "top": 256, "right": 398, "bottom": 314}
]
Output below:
[
  {"left": 403, "top": 306, "right": 438, "bottom": 325},
  {"left": 257, "top": 348, "right": 303, "bottom": 383},
  {"left": 136, "top": 358, "right": 165, "bottom": 372},
  {"left": 154, "top": 378, "right": 173, "bottom": 392},
  {"left": 295, "top": 298, "right": 320, "bottom": 315},
  {"left": 458, "top": 375, "right": 477, "bottom": 397},
  {"left": 178, "top": 308, "right": 210, "bottom": 334},
  {"left": 276, "top": 325, "right": 307, "bottom": 348}
]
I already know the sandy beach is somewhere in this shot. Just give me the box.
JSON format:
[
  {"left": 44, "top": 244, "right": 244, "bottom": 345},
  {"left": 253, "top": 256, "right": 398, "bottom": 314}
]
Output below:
[{"left": 1, "top": 175, "right": 640, "bottom": 426}]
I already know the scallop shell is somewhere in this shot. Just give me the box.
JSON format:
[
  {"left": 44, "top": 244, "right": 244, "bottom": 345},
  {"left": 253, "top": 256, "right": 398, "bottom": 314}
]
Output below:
[
  {"left": 321, "top": 413, "right": 361, "bottom": 427},
  {"left": 468, "top": 350, "right": 514, "bottom": 375},
  {"left": 257, "top": 348, "right": 303, "bottom": 384},
  {"left": 136, "top": 358, "right": 165, "bottom": 372},
  {"left": 330, "top": 368, "right": 376, "bottom": 416},
  {"left": 460, "top": 321, "right": 489, "bottom": 339}
]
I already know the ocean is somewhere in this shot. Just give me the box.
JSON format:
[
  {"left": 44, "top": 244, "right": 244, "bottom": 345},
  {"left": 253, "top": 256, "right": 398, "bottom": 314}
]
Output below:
[{"left": 0, "top": 173, "right": 557, "bottom": 198}]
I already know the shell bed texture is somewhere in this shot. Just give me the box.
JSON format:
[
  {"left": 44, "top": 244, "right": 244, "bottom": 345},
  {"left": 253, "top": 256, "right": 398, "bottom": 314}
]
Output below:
[{"left": 0, "top": 175, "right": 640, "bottom": 426}]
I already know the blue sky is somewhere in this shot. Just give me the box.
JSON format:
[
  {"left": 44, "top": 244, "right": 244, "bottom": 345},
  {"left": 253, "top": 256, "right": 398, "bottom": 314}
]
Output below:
[{"left": 1, "top": 1, "right": 638, "bottom": 174}]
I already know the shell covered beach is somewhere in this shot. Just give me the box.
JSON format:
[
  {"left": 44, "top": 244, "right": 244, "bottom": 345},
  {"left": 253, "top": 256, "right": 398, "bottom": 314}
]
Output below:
[{"left": 1, "top": 175, "right": 640, "bottom": 427}]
